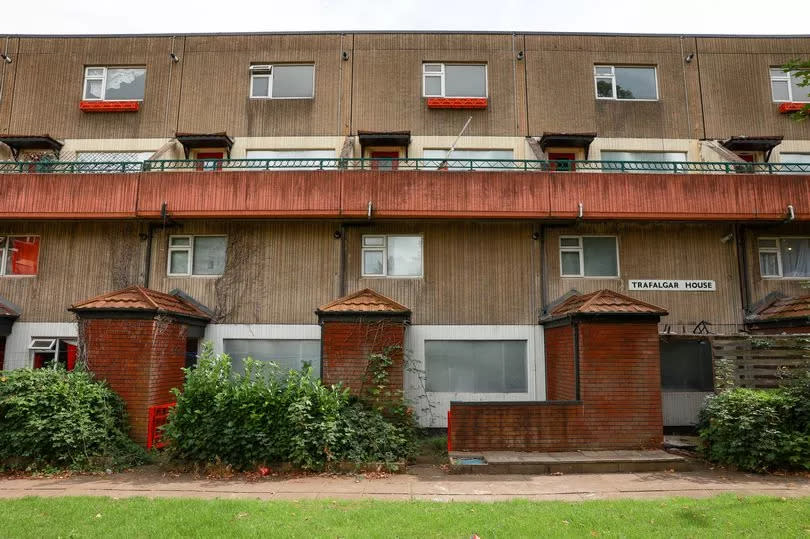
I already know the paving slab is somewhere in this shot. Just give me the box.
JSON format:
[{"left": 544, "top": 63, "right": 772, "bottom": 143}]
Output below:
[{"left": 1, "top": 468, "right": 808, "bottom": 502}]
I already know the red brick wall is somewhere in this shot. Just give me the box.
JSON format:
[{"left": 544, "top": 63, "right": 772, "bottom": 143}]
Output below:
[
  {"left": 80, "top": 316, "right": 187, "bottom": 445},
  {"left": 544, "top": 325, "right": 576, "bottom": 401},
  {"left": 749, "top": 325, "right": 810, "bottom": 335},
  {"left": 450, "top": 319, "right": 663, "bottom": 452},
  {"left": 321, "top": 319, "right": 405, "bottom": 394}
]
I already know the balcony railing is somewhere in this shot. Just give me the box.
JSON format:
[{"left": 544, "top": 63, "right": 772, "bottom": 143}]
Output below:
[{"left": 1, "top": 158, "right": 809, "bottom": 174}]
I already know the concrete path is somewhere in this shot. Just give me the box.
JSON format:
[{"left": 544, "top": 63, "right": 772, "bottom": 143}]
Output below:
[{"left": 1, "top": 466, "right": 809, "bottom": 502}]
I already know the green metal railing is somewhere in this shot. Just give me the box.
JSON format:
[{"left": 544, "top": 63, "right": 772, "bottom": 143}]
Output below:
[{"left": 1, "top": 158, "right": 809, "bottom": 174}]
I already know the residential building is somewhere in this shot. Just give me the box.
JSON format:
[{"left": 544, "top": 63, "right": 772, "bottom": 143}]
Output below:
[{"left": 0, "top": 32, "right": 809, "bottom": 436}]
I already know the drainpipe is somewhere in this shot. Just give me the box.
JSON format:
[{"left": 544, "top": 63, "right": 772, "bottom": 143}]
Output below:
[
  {"left": 337, "top": 224, "right": 347, "bottom": 297},
  {"left": 734, "top": 224, "right": 750, "bottom": 315}
]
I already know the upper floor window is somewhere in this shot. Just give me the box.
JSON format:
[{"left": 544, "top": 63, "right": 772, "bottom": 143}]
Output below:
[
  {"left": 250, "top": 65, "right": 315, "bottom": 99},
  {"left": 83, "top": 67, "right": 146, "bottom": 101},
  {"left": 594, "top": 66, "right": 658, "bottom": 101},
  {"left": 758, "top": 237, "right": 810, "bottom": 278},
  {"left": 770, "top": 68, "right": 810, "bottom": 103},
  {"left": 600, "top": 151, "right": 687, "bottom": 173},
  {"left": 168, "top": 235, "right": 227, "bottom": 276},
  {"left": 245, "top": 149, "right": 335, "bottom": 170},
  {"left": 76, "top": 151, "right": 154, "bottom": 173},
  {"left": 362, "top": 235, "right": 422, "bottom": 278},
  {"left": 0, "top": 236, "right": 40, "bottom": 276},
  {"left": 423, "top": 63, "right": 487, "bottom": 98},
  {"left": 422, "top": 149, "right": 513, "bottom": 169},
  {"left": 560, "top": 236, "right": 619, "bottom": 278}
]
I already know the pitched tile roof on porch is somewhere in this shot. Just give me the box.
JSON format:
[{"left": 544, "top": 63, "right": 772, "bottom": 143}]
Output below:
[
  {"left": 316, "top": 288, "right": 410, "bottom": 315},
  {"left": 70, "top": 286, "right": 210, "bottom": 320},
  {"left": 749, "top": 293, "right": 810, "bottom": 321},
  {"left": 550, "top": 289, "right": 668, "bottom": 317}
]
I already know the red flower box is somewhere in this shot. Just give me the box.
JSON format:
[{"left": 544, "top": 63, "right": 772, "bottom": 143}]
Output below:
[
  {"left": 778, "top": 102, "right": 806, "bottom": 114},
  {"left": 427, "top": 97, "right": 488, "bottom": 109},
  {"left": 79, "top": 100, "right": 140, "bottom": 113}
]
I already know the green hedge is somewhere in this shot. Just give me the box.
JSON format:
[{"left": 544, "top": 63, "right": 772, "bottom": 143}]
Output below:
[
  {"left": 698, "top": 374, "right": 810, "bottom": 471},
  {"left": 0, "top": 368, "right": 146, "bottom": 471},
  {"left": 163, "top": 344, "right": 416, "bottom": 470}
]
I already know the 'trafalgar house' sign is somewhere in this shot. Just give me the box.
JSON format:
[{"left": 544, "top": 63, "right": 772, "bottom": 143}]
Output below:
[{"left": 629, "top": 280, "right": 716, "bottom": 291}]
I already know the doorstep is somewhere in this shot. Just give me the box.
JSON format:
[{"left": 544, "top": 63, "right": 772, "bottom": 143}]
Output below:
[{"left": 448, "top": 450, "right": 690, "bottom": 474}]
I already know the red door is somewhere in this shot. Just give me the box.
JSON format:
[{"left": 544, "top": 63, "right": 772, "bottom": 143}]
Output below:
[
  {"left": 196, "top": 152, "right": 224, "bottom": 171},
  {"left": 66, "top": 343, "right": 77, "bottom": 371},
  {"left": 370, "top": 151, "right": 399, "bottom": 171},
  {"left": 548, "top": 152, "right": 576, "bottom": 171}
]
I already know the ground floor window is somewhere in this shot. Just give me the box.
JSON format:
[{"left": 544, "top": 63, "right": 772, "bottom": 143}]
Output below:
[
  {"left": 660, "top": 337, "right": 714, "bottom": 391},
  {"left": 425, "top": 340, "right": 527, "bottom": 393},
  {"left": 223, "top": 339, "right": 320, "bottom": 377},
  {"left": 29, "top": 337, "right": 78, "bottom": 370}
]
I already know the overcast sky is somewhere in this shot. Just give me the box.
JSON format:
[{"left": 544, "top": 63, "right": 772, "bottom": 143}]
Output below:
[{"left": 1, "top": 0, "right": 808, "bottom": 35}]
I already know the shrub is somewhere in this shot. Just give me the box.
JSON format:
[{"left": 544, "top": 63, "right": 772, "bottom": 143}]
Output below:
[
  {"left": 698, "top": 386, "right": 810, "bottom": 472},
  {"left": 164, "top": 343, "right": 415, "bottom": 470},
  {"left": 0, "top": 368, "right": 146, "bottom": 471}
]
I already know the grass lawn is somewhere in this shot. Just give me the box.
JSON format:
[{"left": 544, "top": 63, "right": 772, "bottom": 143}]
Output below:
[{"left": 1, "top": 494, "right": 808, "bottom": 538}]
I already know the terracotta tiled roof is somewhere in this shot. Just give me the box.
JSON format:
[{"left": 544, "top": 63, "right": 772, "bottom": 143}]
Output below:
[
  {"left": 317, "top": 288, "right": 410, "bottom": 314},
  {"left": 550, "top": 289, "right": 668, "bottom": 317},
  {"left": 70, "top": 286, "right": 210, "bottom": 320},
  {"left": 750, "top": 294, "right": 810, "bottom": 321}
]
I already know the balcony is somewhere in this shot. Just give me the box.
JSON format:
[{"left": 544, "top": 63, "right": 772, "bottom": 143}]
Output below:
[{"left": 1, "top": 158, "right": 809, "bottom": 175}]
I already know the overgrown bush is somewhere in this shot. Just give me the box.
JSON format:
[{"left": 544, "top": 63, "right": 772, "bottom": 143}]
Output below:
[
  {"left": 0, "top": 368, "right": 146, "bottom": 471},
  {"left": 698, "top": 374, "right": 810, "bottom": 472},
  {"left": 164, "top": 343, "right": 416, "bottom": 470}
]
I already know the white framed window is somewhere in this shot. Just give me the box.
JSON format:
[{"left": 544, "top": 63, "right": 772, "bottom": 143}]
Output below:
[
  {"left": 223, "top": 339, "right": 321, "bottom": 378},
  {"left": 422, "top": 63, "right": 487, "bottom": 98},
  {"left": 361, "top": 235, "right": 422, "bottom": 278},
  {"left": 0, "top": 235, "right": 40, "bottom": 276},
  {"left": 245, "top": 149, "right": 335, "bottom": 170},
  {"left": 422, "top": 149, "right": 514, "bottom": 170},
  {"left": 83, "top": 67, "right": 146, "bottom": 101},
  {"left": 600, "top": 150, "right": 687, "bottom": 173},
  {"left": 758, "top": 237, "right": 810, "bottom": 278},
  {"left": 594, "top": 65, "right": 658, "bottom": 101},
  {"left": 249, "top": 64, "right": 315, "bottom": 99},
  {"left": 29, "top": 337, "right": 78, "bottom": 369},
  {"left": 560, "top": 236, "right": 619, "bottom": 278},
  {"left": 167, "top": 235, "right": 227, "bottom": 276},
  {"left": 425, "top": 340, "right": 528, "bottom": 393},
  {"left": 770, "top": 68, "right": 810, "bottom": 103}
]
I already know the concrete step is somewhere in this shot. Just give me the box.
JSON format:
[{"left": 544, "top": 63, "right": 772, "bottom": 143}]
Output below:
[{"left": 448, "top": 450, "right": 691, "bottom": 475}]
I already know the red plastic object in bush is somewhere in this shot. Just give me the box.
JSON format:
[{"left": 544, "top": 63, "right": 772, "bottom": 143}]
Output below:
[
  {"left": 147, "top": 402, "right": 176, "bottom": 450},
  {"left": 427, "top": 97, "right": 488, "bottom": 109},
  {"left": 778, "top": 102, "right": 806, "bottom": 114},
  {"left": 79, "top": 100, "right": 141, "bottom": 113}
]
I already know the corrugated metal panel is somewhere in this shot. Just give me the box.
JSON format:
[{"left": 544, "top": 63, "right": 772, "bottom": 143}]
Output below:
[
  {"left": 544, "top": 223, "right": 744, "bottom": 328},
  {"left": 0, "top": 221, "right": 143, "bottom": 322},
  {"left": 745, "top": 222, "right": 810, "bottom": 303},
  {"left": 177, "top": 34, "right": 344, "bottom": 137},
  {"left": 0, "top": 170, "right": 808, "bottom": 221},
  {"left": 148, "top": 221, "right": 339, "bottom": 324},
  {"left": 0, "top": 37, "right": 20, "bottom": 135},
  {"left": 343, "top": 222, "right": 538, "bottom": 325},
  {"left": 9, "top": 36, "right": 180, "bottom": 139},
  {"left": 697, "top": 36, "right": 810, "bottom": 140},
  {"left": 0, "top": 174, "right": 138, "bottom": 218},
  {"left": 524, "top": 35, "right": 693, "bottom": 139},
  {"left": 351, "top": 33, "right": 519, "bottom": 137},
  {"left": 136, "top": 171, "right": 343, "bottom": 217},
  {"left": 662, "top": 391, "right": 711, "bottom": 426}
]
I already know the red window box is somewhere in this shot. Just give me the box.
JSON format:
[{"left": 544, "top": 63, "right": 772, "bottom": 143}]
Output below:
[
  {"left": 79, "top": 100, "right": 141, "bottom": 113},
  {"left": 427, "top": 97, "right": 488, "bottom": 109},
  {"left": 778, "top": 102, "right": 806, "bottom": 114}
]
